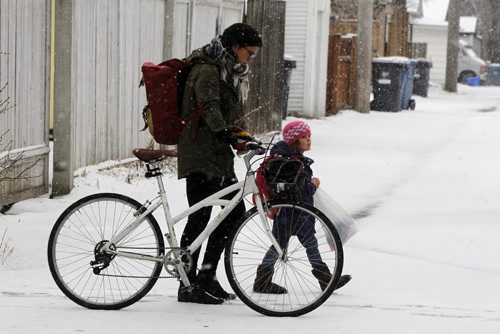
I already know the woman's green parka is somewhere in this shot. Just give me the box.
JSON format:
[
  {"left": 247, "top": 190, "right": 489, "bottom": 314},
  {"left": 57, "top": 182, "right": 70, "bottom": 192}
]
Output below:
[{"left": 177, "top": 48, "right": 245, "bottom": 179}]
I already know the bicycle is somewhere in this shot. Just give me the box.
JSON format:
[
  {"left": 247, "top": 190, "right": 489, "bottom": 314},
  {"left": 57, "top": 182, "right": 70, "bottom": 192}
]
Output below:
[{"left": 47, "top": 139, "right": 344, "bottom": 317}]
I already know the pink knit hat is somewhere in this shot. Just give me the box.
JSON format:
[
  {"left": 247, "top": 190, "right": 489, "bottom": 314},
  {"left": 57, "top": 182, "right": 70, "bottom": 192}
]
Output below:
[{"left": 282, "top": 121, "right": 311, "bottom": 144}]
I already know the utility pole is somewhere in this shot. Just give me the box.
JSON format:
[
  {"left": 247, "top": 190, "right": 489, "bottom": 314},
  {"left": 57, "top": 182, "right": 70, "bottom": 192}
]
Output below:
[
  {"left": 52, "top": 0, "right": 74, "bottom": 196},
  {"left": 444, "top": 0, "right": 459, "bottom": 92},
  {"left": 355, "top": 0, "right": 373, "bottom": 113}
]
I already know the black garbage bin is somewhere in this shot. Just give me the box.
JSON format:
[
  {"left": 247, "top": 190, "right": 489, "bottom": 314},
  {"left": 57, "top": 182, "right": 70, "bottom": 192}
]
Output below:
[
  {"left": 413, "top": 59, "right": 432, "bottom": 97},
  {"left": 282, "top": 55, "right": 297, "bottom": 119},
  {"left": 371, "top": 57, "right": 410, "bottom": 112}
]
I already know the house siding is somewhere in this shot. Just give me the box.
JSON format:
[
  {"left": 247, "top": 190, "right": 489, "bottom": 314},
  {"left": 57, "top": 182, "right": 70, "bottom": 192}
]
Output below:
[
  {"left": 284, "top": 0, "right": 308, "bottom": 115},
  {"left": 412, "top": 23, "right": 448, "bottom": 85},
  {"left": 284, "top": 0, "right": 330, "bottom": 118}
]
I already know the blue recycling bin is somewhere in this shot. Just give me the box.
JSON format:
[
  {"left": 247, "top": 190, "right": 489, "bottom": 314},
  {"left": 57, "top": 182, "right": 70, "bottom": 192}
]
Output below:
[
  {"left": 467, "top": 76, "right": 481, "bottom": 86},
  {"left": 401, "top": 59, "right": 417, "bottom": 110},
  {"left": 371, "top": 57, "right": 410, "bottom": 112},
  {"left": 485, "top": 63, "right": 500, "bottom": 86}
]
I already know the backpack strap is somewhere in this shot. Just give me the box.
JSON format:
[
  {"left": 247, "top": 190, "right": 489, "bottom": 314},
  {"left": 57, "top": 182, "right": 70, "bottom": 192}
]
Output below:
[
  {"left": 182, "top": 59, "right": 217, "bottom": 141},
  {"left": 141, "top": 105, "right": 150, "bottom": 132}
]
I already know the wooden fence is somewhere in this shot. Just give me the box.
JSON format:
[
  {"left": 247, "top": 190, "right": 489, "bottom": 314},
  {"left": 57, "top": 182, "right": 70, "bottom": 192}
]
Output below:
[
  {"left": 330, "top": 19, "right": 384, "bottom": 57},
  {"left": 0, "top": 0, "right": 50, "bottom": 206},
  {"left": 244, "top": 0, "right": 285, "bottom": 134},
  {"left": 69, "top": 0, "right": 166, "bottom": 170},
  {"left": 52, "top": 0, "right": 245, "bottom": 195},
  {"left": 410, "top": 42, "right": 427, "bottom": 58},
  {"left": 2, "top": 0, "right": 282, "bottom": 201},
  {"left": 386, "top": 10, "right": 410, "bottom": 57},
  {"left": 326, "top": 34, "right": 357, "bottom": 115},
  {"left": 67, "top": 0, "right": 246, "bottom": 170}
]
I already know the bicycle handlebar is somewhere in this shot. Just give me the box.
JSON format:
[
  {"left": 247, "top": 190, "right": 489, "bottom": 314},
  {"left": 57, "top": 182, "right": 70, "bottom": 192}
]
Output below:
[
  {"left": 240, "top": 136, "right": 267, "bottom": 169},
  {"left": 245, "top": 140, "right": 264, "bottom": 152}
]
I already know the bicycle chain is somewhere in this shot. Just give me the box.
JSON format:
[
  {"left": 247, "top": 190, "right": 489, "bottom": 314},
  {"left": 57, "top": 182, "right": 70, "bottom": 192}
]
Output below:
[
  {"left": 95, "top": 245, "right": 182, "bottom": 279},
  {"left": 96, "top": 273, "right": 176, "bottom": 279}
]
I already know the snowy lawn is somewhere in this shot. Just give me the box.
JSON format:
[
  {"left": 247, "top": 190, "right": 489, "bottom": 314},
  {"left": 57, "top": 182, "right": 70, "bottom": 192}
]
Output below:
[{"left": 1, "top": 85, "right": 500, "bottom": 333}]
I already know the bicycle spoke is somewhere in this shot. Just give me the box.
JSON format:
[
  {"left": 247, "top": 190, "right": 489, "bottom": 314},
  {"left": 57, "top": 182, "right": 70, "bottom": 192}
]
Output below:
[{"left": 226, "top": 200, "right": 343, "bottom": 317}]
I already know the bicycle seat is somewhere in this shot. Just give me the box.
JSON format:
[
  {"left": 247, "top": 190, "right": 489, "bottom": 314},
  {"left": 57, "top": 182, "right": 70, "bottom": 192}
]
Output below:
[{"left": 133, "top": 148, "right": 177, "bottom": 163}]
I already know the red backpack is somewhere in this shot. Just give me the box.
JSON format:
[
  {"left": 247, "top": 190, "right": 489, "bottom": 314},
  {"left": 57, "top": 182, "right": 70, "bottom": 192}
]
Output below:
[{"left": 140, "top": 59, "right": 200, "bottom": 145}]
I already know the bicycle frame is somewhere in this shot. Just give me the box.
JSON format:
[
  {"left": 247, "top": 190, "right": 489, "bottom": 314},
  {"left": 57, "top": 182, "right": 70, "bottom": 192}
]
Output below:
[{"left": 101, "top": 148, "right": 284, "bottom": 287}]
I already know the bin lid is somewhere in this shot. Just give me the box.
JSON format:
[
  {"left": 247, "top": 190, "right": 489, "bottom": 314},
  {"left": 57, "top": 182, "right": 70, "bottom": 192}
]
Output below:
[
  {"left": 284, "top": 54, "right": 297, "bottom": 68},
  {"left": 372, "top": 56, "right": 410, "bottom": 64},
  {"left": 414, "top": 58, "right": 433, "bottom": 67}
]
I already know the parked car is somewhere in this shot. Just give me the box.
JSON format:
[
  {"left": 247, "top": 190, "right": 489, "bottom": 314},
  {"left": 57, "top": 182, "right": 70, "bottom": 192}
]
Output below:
[{"left": 457, "top": 39, "right": 488, "bottom": 84}]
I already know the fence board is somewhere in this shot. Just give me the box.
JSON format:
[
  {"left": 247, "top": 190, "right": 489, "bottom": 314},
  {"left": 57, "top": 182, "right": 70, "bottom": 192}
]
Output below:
[
  {"left": 70, "top": 0, "right": 163, "bottom": 169},
  {"left": 326, "top": 34, "right": 358, "bottom": 114},
  {"left": 245, "top": 0, "right": 285, "bottom": 133},
  {"left": 330, "top": 19, "right": 384, "bottom": 57},
  {"left": 0, "top": 0, "right": 50, "bottom": 206},
  {"left": 69, "top": 0, "right": 244, "bottom": 170},
  {"left": 387, "top": 10, "right": 409, "bottom": 57}
]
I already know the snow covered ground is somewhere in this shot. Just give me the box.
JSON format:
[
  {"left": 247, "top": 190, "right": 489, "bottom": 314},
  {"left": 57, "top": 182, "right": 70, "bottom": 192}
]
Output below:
[{"left": 1, "top": 85, "right": 500, "bottom": 333}]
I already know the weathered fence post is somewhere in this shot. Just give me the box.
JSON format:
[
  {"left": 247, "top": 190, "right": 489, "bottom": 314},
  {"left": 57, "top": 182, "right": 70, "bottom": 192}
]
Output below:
[
  {"left": 52, "top": 0, "right": 74, "bottom": 196},
  {"left": 0, "top": 0, "right": 51, "bottom": 206}
]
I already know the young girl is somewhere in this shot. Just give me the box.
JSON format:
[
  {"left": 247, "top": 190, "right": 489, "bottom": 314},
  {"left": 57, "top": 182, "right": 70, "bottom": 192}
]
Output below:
[{"left": 253, "top": 121, "right": 351, "bottom": 293}]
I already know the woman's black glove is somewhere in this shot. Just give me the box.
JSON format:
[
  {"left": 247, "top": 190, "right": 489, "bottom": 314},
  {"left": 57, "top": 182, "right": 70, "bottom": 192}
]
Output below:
[
  {"left": 215, "top": 126, "right": 252, "bottom": 151},
  {"left": 215, "top": 126, "right": 237, "bottom": 143}
]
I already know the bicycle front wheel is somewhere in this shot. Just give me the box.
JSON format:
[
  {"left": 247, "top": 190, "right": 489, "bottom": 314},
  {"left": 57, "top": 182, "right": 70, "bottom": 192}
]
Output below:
[
  {"left": 47, "top": 193, "right": 165, "bottom": 310},
  {"left": 225, "top": 199, "right": 343, "bottom": 317}
]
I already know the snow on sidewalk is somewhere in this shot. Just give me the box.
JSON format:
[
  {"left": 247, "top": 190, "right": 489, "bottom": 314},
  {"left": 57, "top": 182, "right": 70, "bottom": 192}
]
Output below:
[{"left": 1, "top": 85, "right": 500, "bottom": 333}]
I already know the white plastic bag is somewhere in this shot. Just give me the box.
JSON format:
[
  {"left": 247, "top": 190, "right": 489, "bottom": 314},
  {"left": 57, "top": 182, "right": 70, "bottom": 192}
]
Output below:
[{"left": 314, "top": 187, "right": 357, "bottom": 245}]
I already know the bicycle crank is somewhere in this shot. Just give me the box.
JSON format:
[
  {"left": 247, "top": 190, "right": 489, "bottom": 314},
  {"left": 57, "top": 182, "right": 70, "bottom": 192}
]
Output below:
[{"left": 163, "top": 248, "right": 192, "bottom": 277}]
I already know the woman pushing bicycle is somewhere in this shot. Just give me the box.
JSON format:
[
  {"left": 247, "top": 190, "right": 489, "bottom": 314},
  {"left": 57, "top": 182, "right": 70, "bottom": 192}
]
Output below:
[
  {"left": 176, "top": 23, "right": 263, "bottom": 304},
  {"left": 47, "top": 122, "right": 346, "bottom": 316},
  {"left": 48, "top": 23, "right": 346, "bottom": 317}
]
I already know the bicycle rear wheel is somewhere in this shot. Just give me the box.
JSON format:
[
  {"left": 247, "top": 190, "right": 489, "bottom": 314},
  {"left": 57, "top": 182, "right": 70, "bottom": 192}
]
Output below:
[
  {"left": 47, "top": 193, "right": 164, "bottom": 310},
  {"left": 225, "top": 199, "right": 343, "bottom": 317}
]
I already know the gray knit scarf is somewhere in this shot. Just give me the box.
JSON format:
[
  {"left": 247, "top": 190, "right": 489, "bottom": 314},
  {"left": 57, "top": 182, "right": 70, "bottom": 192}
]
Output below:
[{"left": 204, "top": 36, "right": 250, "bottom": 104}]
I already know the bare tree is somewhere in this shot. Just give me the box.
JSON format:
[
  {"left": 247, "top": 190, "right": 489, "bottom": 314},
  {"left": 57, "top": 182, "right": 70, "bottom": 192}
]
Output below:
[
  {"left": 355, "top": 0, "right": 373, "bottom": 113},
  {"left": 445, "top": 0, "right": 460, "bottom": 92}
]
